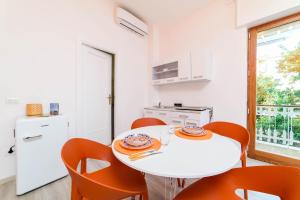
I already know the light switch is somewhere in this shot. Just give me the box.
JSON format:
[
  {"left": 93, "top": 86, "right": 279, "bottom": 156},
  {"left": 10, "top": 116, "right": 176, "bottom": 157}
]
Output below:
[{"left": 6, "top": 97, "right": 20, "bottom": 104}]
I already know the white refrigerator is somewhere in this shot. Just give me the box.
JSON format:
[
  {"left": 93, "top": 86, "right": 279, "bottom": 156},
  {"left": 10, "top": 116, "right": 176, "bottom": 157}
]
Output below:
[{"left": 15, "top": 115, "right": 69, "bottom": 195}]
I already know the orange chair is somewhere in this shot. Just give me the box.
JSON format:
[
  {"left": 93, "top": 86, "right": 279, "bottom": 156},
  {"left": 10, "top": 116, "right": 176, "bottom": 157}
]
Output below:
[
  {"left": 61, "top": 138, "right": 148, "bottom": 200},
  {"left": 203, "top": 121, "right": 250, "bottom": 167},
  {"left": 180, "top": 122, "right": 250, "bottom": 191},
  {"left": 131, "top": 117, "right": 166, "bottom": 129},
  {"left": 174, "top": 166, "right": 300, "bottom": 200}
]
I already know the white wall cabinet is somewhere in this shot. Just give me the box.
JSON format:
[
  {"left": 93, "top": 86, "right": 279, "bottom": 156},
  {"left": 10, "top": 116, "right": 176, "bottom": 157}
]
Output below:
[
  {"left": 152, "top": 60, "right": 178, "bottom": 85},
  {"left": 177, "top": 52, "right": 191, "bottom": 82},
  {"left": 190, "top": 49, "right": 212, "bottom": 81},
  {"left": 152, "top": 50, "right": 212, "bottom": 85}
]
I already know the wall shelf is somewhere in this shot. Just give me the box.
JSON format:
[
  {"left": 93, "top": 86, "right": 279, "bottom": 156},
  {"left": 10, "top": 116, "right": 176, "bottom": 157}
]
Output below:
[
  {"left": 152, "top": 61, "right": 178, "bottom": 81},
  {"left": 152, "top": 51, "right": 212, "bottom": 85}
]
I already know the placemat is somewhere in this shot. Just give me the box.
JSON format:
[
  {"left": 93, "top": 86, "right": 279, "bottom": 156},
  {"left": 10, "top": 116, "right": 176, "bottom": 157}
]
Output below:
[
  {"left": 114, "top": 138, "right": 161, "bottom": 155},
  {"left": 175, "top": 130, "right": 213, "bottom": 140}
]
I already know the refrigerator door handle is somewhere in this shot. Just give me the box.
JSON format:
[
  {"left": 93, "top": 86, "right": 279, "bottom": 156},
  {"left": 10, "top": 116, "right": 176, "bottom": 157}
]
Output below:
[{"left": 23, "top": 134, "right": 43, "bottom": 142}]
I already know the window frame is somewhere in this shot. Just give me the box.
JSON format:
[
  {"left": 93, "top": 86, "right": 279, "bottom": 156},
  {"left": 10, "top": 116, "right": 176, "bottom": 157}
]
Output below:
[{"left": 247, "top": 12, "right": 300, "bottom": 167}]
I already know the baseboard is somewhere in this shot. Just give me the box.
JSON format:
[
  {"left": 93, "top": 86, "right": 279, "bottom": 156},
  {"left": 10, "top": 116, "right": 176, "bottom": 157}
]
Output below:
[{"left": 0, "top": 175, "right": 15, "bottom": 185}]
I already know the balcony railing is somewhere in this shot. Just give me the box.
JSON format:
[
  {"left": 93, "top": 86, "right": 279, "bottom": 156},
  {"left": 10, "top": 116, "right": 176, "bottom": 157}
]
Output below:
[{"left": 256, "top": 105, "right": 300, "bottom": 150}]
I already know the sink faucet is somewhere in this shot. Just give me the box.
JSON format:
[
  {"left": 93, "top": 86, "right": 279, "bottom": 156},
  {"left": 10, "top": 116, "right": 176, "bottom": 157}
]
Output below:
[{"left": 158, "top": 101, "right": 161, "bottom": 108}]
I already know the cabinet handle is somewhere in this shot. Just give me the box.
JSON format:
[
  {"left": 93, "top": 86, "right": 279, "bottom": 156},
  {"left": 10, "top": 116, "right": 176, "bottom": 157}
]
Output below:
[
  {"left": 193, "top": 75, "right": 203, "bottom": 79},
  {"left": 186, "top": 122, "right": 197, "bottom": 126},
  {"left": 172, "top": 120, "right": 181, "bottom": 123},
  {"left": 166, "top": 79, "right": 174, "bottom": 82},
  {"left": 23, "top": 134, "right": 43, "bottom": 142},
  {"left": 159, "top": 113, "right": 167, "bottom": 115},
  {"left": 179, "top": 114, "right": 188, "bottom": 119},
  {"left": 180, "top": 77, "right": 188, "bottom": 80},
  {"left": 40, "top": 124, "right": 49, "bottom": 127}
]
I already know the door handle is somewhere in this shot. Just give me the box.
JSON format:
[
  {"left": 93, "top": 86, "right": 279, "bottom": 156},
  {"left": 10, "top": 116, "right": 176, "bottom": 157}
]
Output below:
[
  {"left": 23, "top": 134, "right": 43, "bottom": 142},
  {"left": 107, "top": 94, "right": 113, "bottom": 105}
]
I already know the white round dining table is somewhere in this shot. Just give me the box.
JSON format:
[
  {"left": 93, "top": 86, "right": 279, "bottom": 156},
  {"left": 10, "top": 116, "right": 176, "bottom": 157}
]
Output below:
[{"left": 112, "top": 125, "right": 241, "bottom": 179}]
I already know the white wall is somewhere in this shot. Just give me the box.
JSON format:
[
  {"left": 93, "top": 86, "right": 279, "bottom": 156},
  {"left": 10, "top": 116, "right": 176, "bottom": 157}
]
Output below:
[
  {"left": 150, "top": 0, "right": 248, "bottom": 126},
  {"left": 237, "top": 0, "right": 300, "bottom": 27},
  {"left": 0, "top": 0, "right": 149, "bottom": 181},
  {"left": 149, "top": 0, "right": 300, "bottom": 126}
]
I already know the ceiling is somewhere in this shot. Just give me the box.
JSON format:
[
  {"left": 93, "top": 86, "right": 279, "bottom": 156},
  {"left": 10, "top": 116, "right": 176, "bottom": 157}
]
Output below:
[{"left": 113, "top": 0, "right": 211, "bottom": 24}]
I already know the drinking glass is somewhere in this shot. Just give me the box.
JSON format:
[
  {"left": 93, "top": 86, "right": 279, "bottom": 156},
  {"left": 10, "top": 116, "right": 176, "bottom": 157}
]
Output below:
[
  {"left": 160, "top": 132, "right": 170, "bottom": 146},
  {"left": 168, "top": 125, "right": 176, "bottom": 134}
]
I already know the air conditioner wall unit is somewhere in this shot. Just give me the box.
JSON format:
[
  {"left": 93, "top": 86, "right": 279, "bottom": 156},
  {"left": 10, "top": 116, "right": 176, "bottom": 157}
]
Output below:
[{"left": 116, "top": 7, "right": 149, "bottom": 36}]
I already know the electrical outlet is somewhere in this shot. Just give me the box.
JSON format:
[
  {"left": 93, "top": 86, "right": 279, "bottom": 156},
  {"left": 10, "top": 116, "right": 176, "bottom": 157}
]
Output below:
[
  {"left": 0, "top": 145, "right": 15, "bottom": 157},
  {"left": 5, "top": 97, "right": 20, "bottom": 104}
]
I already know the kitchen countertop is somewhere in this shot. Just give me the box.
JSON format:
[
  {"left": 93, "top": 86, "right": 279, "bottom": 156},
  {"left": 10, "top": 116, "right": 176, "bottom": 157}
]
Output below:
[{"left": 144, "top": 106, "right": 212, "bottom": 114}]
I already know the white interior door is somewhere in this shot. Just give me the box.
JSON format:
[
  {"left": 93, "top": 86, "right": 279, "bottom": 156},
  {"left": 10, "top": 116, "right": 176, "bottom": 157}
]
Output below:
[{"left": 78, "top": 45, "right": 112, "bottom": 144}]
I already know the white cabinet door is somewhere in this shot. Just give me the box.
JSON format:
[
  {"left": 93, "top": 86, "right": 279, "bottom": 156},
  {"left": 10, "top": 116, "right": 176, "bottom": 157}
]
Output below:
[
  {"left": 191, "top": 49, "right": 212, "bottom": 80},
  {"left": 143, "top": 109, "right": 169, "bottom": 124},
  {"left": 144, "top": 109, "right": 210, "bottom": 127},
  {"left": 143, "top": 109, "right": 157, "bottom": 118},
  {"left": 199, "top": 110, "right": 210, "bottom": 126},
  {"left": 170, "top": 118, "right": 185, "bottom": 126},
  {"left": 174, "top": 112, "right": 190, "bottom": 120},
  {"left": 185, "top": 119, "right": 200, "bottom": 127},
  {"left": 156, "top": 111, "right": 169, "bottom": 124},
  {"left": 177, "top": 52, "right": 191, "bottom": 82}
]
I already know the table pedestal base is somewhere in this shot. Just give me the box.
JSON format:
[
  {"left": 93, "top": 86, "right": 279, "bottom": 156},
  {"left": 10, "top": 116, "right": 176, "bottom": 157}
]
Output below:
[{"left": 165, "top": 177, "right": 179, "bottom": 200}]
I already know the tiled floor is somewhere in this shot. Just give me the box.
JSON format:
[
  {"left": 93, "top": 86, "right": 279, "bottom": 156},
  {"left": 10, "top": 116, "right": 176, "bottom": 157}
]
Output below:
[{"left": 0, "top": 158, "right": 279, "bottom": 200}]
